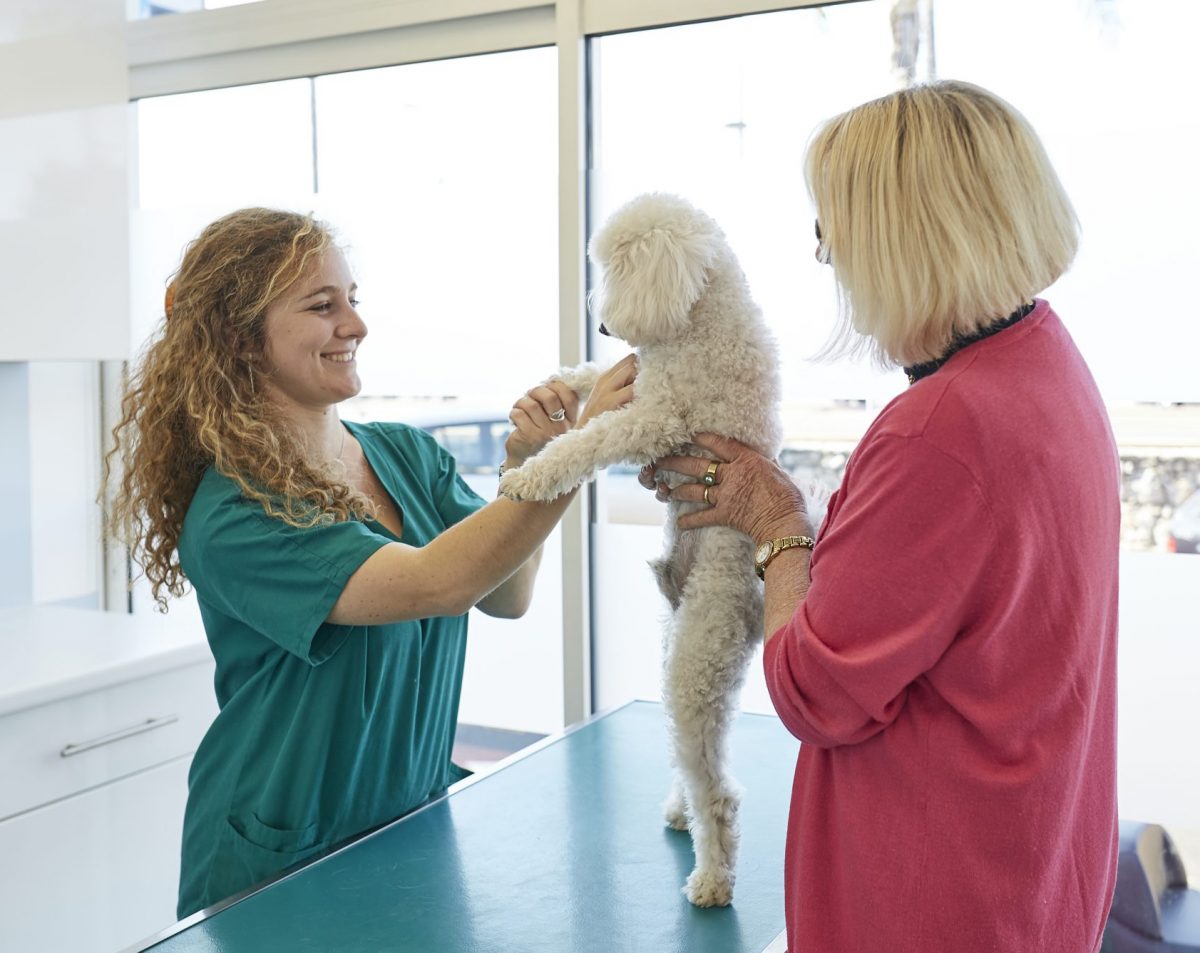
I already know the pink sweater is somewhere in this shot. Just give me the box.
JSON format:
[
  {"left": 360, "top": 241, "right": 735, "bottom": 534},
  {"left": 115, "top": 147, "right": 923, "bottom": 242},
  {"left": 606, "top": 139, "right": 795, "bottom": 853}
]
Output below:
[{"left": 764, "top": 301, "right": 1119, "bottom": 953}]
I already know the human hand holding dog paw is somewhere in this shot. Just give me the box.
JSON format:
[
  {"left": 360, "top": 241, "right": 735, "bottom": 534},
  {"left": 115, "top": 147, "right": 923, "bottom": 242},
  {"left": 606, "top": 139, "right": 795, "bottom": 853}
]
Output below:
[
  {"left": 652, "top": 432, "right": 813, "bottom": 543},
  {"left": 503, "top": 379, "right": 580, "bottom": 469},
  {"left": 498, "top": 354, "right": 638, "bottom": 502},
  {"left": 575, "top": 353, "right": 638, "bottom": 429}
]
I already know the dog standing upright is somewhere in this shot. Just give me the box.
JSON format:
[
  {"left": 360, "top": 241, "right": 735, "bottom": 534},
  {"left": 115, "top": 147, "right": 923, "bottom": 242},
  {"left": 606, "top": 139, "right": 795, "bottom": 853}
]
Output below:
[{"left": 499, "top": 193, "right": 783, "bottom": 907}]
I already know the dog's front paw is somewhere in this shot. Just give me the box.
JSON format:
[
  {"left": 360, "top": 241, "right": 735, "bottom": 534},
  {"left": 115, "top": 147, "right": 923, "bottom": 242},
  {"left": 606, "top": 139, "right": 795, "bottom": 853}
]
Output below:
[
  {"left": 498, "top": 466, "right": 536, "bottom": 502},
  {"left": 499, "top": 463, "right": 574, "bottom": 502},
  {"left": 684, "top": 867, "right": 735, "bottom": 908}
]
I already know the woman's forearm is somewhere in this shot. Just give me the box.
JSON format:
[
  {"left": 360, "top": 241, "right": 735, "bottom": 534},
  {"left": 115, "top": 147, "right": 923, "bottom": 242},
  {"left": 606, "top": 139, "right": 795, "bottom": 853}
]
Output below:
[
  {"left": 475, "top": 542, "right": 545, "bottom": 618},
  {"left": 329, "top": 491, "right": 576, "bottom": 625},
  {"left": 763, "top": 548, "right": 812, "bottom": 643}
]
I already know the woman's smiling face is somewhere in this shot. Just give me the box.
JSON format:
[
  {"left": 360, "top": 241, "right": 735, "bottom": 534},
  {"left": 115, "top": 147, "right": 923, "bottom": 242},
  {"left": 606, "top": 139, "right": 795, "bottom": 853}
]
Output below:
[{"left": 261, "top": 247, "right": 366, "bottom": 413}]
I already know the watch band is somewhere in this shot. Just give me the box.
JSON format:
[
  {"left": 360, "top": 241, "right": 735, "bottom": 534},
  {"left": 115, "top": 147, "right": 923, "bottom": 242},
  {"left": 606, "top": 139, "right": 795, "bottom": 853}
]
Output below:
[{"left": 755, "top": 535, "right": 815, "bottom": 580}]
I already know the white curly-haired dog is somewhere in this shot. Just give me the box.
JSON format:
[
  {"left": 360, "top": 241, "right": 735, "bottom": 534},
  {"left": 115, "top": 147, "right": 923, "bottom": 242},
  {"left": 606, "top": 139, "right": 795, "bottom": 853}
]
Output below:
[{"left": 499, "top": 192, "right": 782, "bottom": 907}]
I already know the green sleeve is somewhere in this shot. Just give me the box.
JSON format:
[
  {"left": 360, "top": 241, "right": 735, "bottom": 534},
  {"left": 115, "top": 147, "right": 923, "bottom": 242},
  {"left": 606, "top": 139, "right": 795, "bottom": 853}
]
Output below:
[{"left": 182, "top": 481, "right": 391, "bottom": 665}]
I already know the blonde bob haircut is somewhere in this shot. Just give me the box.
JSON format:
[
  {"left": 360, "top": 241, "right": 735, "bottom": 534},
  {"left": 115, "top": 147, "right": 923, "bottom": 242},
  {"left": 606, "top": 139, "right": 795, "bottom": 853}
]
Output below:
[{"left": 804, "top": 80, "right": 1079, "bottom": 367}]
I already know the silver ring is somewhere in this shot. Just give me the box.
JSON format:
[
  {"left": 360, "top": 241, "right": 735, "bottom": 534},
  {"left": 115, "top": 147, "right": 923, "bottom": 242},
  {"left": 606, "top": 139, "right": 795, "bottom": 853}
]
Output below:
[
  {"left": 549, "top": 408, "right": 566, "bottom": 422},
  {"left": 703, "top": 461, "right": 719, "bottom": 487},
  {"left": 703, "top": 485, "right": 713, "bottom": 506}
]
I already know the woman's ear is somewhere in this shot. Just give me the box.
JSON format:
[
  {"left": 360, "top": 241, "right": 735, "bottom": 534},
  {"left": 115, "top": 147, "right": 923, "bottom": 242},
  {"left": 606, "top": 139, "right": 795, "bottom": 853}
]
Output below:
[{"left": 588, "top": 192, "right": 721, "bottom": 344}]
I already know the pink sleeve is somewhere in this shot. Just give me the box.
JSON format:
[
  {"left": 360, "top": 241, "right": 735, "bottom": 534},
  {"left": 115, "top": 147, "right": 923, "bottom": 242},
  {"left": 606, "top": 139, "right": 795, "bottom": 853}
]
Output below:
[{"left": 764, "top": 433, "right": 997, "bottom": 748}]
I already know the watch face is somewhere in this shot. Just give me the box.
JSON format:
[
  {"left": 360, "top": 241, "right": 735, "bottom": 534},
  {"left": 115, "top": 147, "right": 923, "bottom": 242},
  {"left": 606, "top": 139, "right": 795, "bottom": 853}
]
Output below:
[{"left": 755, "top": 541, "right": 773, "bottom": 564}]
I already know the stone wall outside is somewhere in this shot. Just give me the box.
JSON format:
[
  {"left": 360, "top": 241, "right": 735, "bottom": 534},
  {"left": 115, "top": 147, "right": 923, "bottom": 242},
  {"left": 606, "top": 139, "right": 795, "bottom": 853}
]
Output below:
[{"left": 779, "top": 446, "right": 1200, "bottom": 555}]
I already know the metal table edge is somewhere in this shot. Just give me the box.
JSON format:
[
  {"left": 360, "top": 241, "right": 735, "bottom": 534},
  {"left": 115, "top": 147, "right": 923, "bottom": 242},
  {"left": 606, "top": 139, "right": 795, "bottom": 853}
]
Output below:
[{"left": 119, "top": 699, "right": 651, "bottom": 953}]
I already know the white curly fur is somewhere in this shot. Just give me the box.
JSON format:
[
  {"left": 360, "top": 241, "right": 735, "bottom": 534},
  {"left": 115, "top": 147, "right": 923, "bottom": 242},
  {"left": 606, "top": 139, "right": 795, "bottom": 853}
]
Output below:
[{"left": 500, "top": 192, "right": 786, "bottom": 907}]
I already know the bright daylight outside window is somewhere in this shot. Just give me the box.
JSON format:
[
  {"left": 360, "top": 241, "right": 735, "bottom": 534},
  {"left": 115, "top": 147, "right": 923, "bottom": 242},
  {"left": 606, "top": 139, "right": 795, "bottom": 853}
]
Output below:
[
  {"left": 134, "top": 48, "right": 563, "bottom": 759},
  {"left": 589, "top": 0, "right": 1200, "bottom": 878},
  {"left": 129, "top": 0, "right": 261, "bottom": 17}
]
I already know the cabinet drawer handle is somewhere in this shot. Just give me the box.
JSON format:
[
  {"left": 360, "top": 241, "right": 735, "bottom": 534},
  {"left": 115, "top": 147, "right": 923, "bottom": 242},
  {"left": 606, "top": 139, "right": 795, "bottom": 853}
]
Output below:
[{"left": 60, "top": 714, "right": 180, "bottom": 758}]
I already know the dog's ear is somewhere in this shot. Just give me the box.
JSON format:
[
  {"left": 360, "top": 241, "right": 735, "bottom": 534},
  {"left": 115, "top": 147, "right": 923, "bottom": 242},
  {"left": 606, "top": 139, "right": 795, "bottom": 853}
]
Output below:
[{"left": 588, "top": 193, "right": 722, "bottom": 345}]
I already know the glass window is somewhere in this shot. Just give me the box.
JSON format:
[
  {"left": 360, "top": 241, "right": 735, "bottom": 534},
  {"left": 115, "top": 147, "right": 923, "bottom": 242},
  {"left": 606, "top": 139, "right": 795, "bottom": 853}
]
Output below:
[
  {"left": 132, "top": 78, "right": 317, "bottom": 411},
  {"left": 135, "top": 47, "right": 564, "bottom": 745},
  {"left": 934, "top": 0, "right": 1200, "bottom": 883},
  {"left": 312, "top": 50, "right": 560, "bottom": 402},
  {"left": 589, "top": 0, "right": 1199, "bottom": 877},
  {"left": 317, "top": 47, "right": 562, "bottom": 738},
  {"left": 130, "top": 0, "right": 263, "bottom": 18},
  {"left": 421, "top": 421, "right": 513, "bottom": 473},
  {"left": 136, "top": 79, "right": 315, "bottom": 211},
  {"left": 589, "top": 2, "right": 900, "bottom": 721}
]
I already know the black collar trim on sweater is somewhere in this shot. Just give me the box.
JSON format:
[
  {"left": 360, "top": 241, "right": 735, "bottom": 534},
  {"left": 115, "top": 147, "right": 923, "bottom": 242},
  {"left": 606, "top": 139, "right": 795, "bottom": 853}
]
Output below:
[{"left": 904, "top": 301, "right": 1037, "bottom": 385}]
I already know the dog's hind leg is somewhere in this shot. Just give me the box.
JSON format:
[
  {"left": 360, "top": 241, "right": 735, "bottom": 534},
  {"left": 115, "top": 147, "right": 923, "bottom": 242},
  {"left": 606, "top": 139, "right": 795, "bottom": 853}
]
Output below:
[
  {"left": 661, "top": 529, "right": 762, "bottom": 907},
  {"left": 653, "top": 509, "right": 698, "bottom": 833},
  {"left": 657, "top": 601, "right": 690, "bottom": 833},
  {"left": 659, "top": 636, "right": 690, "bottom": 834}
]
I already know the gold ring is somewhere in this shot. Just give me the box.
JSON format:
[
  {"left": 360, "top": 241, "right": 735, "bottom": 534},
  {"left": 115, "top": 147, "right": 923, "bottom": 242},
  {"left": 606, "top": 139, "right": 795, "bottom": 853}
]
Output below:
[
  {"left": 703, "top": 485, "right": 713, "bottom": 505},
  {"left": 703, "top": 461, "right": 719, "bottom": 486}
]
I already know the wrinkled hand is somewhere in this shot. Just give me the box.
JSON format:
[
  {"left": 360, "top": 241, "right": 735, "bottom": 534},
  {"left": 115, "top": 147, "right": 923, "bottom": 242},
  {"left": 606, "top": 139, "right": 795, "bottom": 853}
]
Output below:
[
  {"left": 576, "top": 353, "right": 638, "bottom": 428},
  {"left": 504, "top": 379, "right": 581, "bottom": 466},
  {"left": 649, "top": 432, "right": 813, "bottom": 542}
]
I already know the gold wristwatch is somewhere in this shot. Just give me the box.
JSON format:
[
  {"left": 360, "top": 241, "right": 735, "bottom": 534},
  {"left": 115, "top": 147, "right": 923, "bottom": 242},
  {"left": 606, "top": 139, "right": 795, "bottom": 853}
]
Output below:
[{"left": 754, "top": 535, "right": 815, "bottom": 580}]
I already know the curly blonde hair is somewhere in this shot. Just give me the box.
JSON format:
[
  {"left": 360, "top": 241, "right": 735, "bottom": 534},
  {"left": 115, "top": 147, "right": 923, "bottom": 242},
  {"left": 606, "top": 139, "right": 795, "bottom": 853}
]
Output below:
[{"left": 105, "top": 207, "right": 373, "bottom": 610}]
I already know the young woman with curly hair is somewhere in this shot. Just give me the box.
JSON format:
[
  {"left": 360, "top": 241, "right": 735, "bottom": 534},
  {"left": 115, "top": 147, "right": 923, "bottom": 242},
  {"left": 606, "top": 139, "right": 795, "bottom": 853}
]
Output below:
[
  {"left": 106, "top": 207, "right": 637, "bottom": 918},
  {"left": 652, "top": 81, "right": 1119, "bottom": 952}
]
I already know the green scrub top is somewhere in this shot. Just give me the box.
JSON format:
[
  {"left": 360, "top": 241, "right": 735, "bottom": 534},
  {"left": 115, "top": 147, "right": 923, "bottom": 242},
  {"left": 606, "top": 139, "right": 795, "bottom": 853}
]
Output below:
[{"left": 175, "top": 421, "right": 487, "bottom": 919}]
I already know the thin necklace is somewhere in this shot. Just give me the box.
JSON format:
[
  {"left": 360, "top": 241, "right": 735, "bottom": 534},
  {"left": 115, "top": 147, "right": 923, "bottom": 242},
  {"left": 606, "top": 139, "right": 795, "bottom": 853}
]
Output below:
[{"left": 331, "top": 422, "right": 347, "bottom": 465}]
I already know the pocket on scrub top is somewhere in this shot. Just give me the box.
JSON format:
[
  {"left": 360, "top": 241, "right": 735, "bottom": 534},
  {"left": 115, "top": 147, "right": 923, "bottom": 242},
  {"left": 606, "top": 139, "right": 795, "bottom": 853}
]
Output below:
[
  {"left": 224, "top": 811, "right": 328, "bottom": 888},
  {"left": 203, "top": 813, "right": 329, "bottom": 907}
]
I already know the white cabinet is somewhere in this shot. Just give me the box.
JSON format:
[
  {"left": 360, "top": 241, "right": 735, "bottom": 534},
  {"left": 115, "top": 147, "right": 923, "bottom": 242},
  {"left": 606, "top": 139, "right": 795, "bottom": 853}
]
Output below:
[
  {"left": 0, "top": 660, "right": 215, "bottom": 821},
  {"left": 0, "top": 756, "right": 193, "bottom": 953},
  {"left": 0, "top": 619, "right": 217, "bottom": 953}
]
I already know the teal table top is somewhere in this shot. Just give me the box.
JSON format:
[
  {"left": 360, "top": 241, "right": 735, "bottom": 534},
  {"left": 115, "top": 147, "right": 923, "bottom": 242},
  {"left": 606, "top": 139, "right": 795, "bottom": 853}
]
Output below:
[{"left": 138, "top": 701, "right": 799, "bottom": 953}]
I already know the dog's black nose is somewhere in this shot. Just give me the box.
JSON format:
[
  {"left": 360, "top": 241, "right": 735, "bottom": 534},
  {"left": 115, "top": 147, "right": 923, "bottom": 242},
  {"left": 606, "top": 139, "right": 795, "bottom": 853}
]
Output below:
[{"left": 598, "top": 323, "right": 611, "bottom": 337}]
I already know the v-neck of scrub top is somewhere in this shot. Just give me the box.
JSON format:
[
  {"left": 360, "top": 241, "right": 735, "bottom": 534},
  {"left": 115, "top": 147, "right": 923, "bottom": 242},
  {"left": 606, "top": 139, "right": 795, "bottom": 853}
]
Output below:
[
  {"left": 343, "top": 420, "right": 405, "bottom": 542},
  {"left": 342, "top": 420, "right": 482, "bottom": 549}
]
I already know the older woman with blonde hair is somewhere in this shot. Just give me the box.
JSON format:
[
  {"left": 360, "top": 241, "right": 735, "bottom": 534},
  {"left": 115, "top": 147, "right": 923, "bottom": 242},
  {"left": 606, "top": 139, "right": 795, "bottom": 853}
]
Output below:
[
  {"left": 652, "top": 81, "right": 1119, "bottom": 951},
  {"left": 107, "top": 207, "right": 637, "bottom": 918}
]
